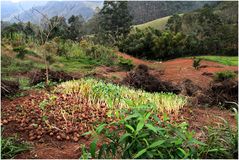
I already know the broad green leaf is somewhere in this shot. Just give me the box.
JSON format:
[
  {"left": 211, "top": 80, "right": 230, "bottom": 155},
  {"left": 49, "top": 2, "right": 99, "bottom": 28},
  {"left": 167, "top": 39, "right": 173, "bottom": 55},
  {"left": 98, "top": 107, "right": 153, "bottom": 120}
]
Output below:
[
  {"left": 96, "top": 124, "right": 107, "bottom": 134},
  {"left": 90, "top": 138, "right": 98, "bottom": 158},
  {"left": 134, "top": 148, "right": 147, "bottom": 158},
  {"left": 177, "top": 147, "right": 187, "bottom": 158},
  {"left": 137, "top": 133, "right": 150, "bottom": 138},
  {"left": 143, "top": 138, "right": 149, "bottom": 146},
  {"left": 125, "top": 124, "right": 135, "bottom": 133},
  {"left": 119, "top": 133, "right": 132, "bottom": 143},
  {"left": 81, "top": 131, "right": 92, "bottom": 136},
  {"left": 145, "top": 123, "right": 157, "bottom": 133},
  {"left": 125, "top": 113, "right": 140, "bottom": 121},
  {"left": 145, "top": 112, "right": 151, "bottom": 120},
  {"left": 149, "top": 140, "right": 165, "bottom": 148},
  {"left": 136, "top": 120, "right": 145, "bottom": 132}
]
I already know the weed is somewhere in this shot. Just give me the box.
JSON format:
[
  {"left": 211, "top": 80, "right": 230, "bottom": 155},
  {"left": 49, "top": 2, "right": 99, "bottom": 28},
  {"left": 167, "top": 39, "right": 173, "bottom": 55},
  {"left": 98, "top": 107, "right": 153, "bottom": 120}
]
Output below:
[
  {"left": 214, "top": 70, "right": 237, "bottom": 81},
  {"left": 1, "top": 135, "right": 31, "bottom": 159},
  {"left": 200, "top": 108, "right": 238, "bottom": 159},
  {"left": 118, "top": 56, "right": 134, "bottom": 71},
  {"left": 193, "top": 57, "right": 201, "bottom": 70}
]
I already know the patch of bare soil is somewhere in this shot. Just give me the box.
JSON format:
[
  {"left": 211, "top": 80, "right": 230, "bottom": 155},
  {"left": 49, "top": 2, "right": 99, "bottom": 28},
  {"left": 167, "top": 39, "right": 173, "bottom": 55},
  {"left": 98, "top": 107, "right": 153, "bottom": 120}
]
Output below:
[{"left": 160, "top": 58, "right": 238, "bottom": 89}]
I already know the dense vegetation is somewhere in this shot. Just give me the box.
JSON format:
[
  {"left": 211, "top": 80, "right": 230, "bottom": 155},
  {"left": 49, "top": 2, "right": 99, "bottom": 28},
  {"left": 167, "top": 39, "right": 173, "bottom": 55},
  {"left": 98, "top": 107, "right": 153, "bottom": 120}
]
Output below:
[{"left": 119, "top": 2, "right": 238, "bottom": 60}]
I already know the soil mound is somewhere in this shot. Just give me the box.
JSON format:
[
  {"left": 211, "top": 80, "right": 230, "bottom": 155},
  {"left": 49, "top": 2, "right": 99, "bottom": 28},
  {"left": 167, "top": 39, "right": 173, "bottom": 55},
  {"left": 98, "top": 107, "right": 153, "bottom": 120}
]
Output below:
[
  {"left": 180, "top": 78, "right": 238, "bottom": 107},
  {"left": 122, "top": 64, "right": 180, "bottom": 93},
  {"left": 180, "top": 79, "right": 202, "bottom": 96},
  {"left": 29, "top": 69, "right": 74, "bottom": 85},
  {"left": 209, "top": 79, "right": 238, "bottom": 105},
  {"left": 1, "top": 80, "right": 19, "bottom": 97}
]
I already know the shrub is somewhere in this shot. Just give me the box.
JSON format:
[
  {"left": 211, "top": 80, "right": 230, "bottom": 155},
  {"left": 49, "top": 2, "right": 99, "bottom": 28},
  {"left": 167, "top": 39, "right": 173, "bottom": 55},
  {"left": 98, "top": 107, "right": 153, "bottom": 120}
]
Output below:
[
  {"left": 214, "top": 71, "right": 237, "bottom": 81},
  {"left": 82, "top": 107, "right": 205, "bottom": 159},
  {"left": 117, "top": 56, "right": 134, "bottom": 71},
  {"left": 13, "top": 46, "right": 26, "bottom": 59},
  {"left": 13, "top": 46, "right": 39, "bottom": 59},
  {"left": 193, "top": 58, "right": 201, "bottom": 70},
  {"left": 81, "top": 42, "right": 117, "bottom": 66}
]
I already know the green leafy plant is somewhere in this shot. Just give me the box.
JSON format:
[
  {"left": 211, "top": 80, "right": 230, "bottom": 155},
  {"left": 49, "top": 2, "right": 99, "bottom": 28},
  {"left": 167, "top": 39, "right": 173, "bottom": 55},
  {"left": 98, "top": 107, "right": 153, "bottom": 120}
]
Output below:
[
  {"left": 214, "top": 70, "right": 237, "bottom": 81},
  {"left": 13, "top": 46, "right": 39, "bottom": 59},
  {"left": 33, "top": 81, "right": 58, "bottom": 89},
  {"left": 81, "top": 41, "right": 117, "bottom": 66},
  {"left": 1, "top": 135, "right": 31, "bottom": 159},
  {"left": 118, "top": 56, "right": 134, "bottom": 71},
  {"left": 193, "top": 58, "right": 201, "bottom": 70},
  {"left": 200, "top": 108, "right": 238, "bottom": 159},
  {"left": 83, "top": 107, "right": 205, "bottom": 159}
]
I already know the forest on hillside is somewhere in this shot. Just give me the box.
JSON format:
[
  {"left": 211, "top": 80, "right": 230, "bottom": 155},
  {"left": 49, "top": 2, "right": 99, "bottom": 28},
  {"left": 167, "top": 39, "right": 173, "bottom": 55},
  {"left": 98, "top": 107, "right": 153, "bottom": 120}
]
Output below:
[{"left": 1, "top": 1, "right": 238, "bottom": 159}]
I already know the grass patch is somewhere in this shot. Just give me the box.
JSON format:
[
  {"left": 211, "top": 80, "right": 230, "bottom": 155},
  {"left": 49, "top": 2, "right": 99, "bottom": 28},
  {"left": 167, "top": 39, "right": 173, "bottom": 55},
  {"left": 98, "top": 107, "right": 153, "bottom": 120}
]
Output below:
[
  {"left": 1, "top": 55, "right": 44, "bottom": 74},
  {"left": 214, "top": 70, "right": 237, "bottom": 81},
  {"left": 51, "top": 56, "right": 99, "bottom": 73},
  {"left": 196, "top": 56, "right": 238, "bottom": 66},
  {"left": 1, "top": 135, "right": 31, "bottom": 159}
]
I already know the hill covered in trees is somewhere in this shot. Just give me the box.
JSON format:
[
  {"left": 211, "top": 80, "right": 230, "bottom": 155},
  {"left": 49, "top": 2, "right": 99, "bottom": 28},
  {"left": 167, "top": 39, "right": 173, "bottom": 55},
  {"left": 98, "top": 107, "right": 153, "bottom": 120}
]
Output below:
[
  {"left": 119, "top": 1, "right": 238, "bottom": 60},
  {"left": 128, "top": 1, "right": 217, "bottom": 24}
]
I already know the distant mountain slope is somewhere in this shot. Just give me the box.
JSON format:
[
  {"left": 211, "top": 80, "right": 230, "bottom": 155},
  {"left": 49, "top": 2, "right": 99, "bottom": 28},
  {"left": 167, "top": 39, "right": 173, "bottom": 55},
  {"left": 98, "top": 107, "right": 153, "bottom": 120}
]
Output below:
[
  {"left": 1, "top": 1, "right": 47, "bottom": 21},
  {"left": 128, "top": 1, "right": 217, "bottom": 25},
  {"left": 3, "top": 1, "right": 103, "bottom": 23},
  {"left": 134, "top": 1, "right": 237, "bottom": 31}
]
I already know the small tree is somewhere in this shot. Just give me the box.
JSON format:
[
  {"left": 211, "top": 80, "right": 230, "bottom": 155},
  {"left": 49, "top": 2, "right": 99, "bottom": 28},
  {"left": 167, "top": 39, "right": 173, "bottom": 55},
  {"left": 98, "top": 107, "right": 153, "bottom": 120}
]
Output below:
[
  {"left": 193, "top": 57, "right": 201, "bottom": 70},
  {"left": 67, "top": 15, "right": 85, "bottom": 41},
  {"left": 31, "top": 9, "right": 62, "bottom": 85},
  {"left": 99, "top": 1, "right": 133, "bottom": 44}
]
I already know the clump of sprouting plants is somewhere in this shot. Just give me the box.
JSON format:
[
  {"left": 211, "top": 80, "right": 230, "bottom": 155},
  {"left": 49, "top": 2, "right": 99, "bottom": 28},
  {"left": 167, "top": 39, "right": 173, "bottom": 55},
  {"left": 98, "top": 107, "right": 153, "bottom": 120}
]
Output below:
[{"left": 55, "top": 78, "right": 187, "bottom": 114}]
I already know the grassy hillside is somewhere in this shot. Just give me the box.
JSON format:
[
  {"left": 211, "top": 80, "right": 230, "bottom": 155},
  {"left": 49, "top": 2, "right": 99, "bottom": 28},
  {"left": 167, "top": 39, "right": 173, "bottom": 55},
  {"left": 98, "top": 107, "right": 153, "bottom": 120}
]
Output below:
[
  {"left": 134, "top": 1, "right": 237, "bottom": 32},
  {"left": 134, "top": 14, "right": 184, "bottom": 31},
  {"left": 134, "top": 15, "right": 170, "bottom": 31}
]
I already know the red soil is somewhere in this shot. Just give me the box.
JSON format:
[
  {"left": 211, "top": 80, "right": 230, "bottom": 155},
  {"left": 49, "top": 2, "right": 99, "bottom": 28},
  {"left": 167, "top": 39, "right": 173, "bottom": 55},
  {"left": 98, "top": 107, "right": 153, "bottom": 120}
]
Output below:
[
  {"left": 1, "top": 52, "right": 238, "bottom": 159},
  {"left": 160, "top": 58, "right": 238, "bottom": 89},
  {"left": 115, "top": 52, "right": 238, "bottom": 89}
]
